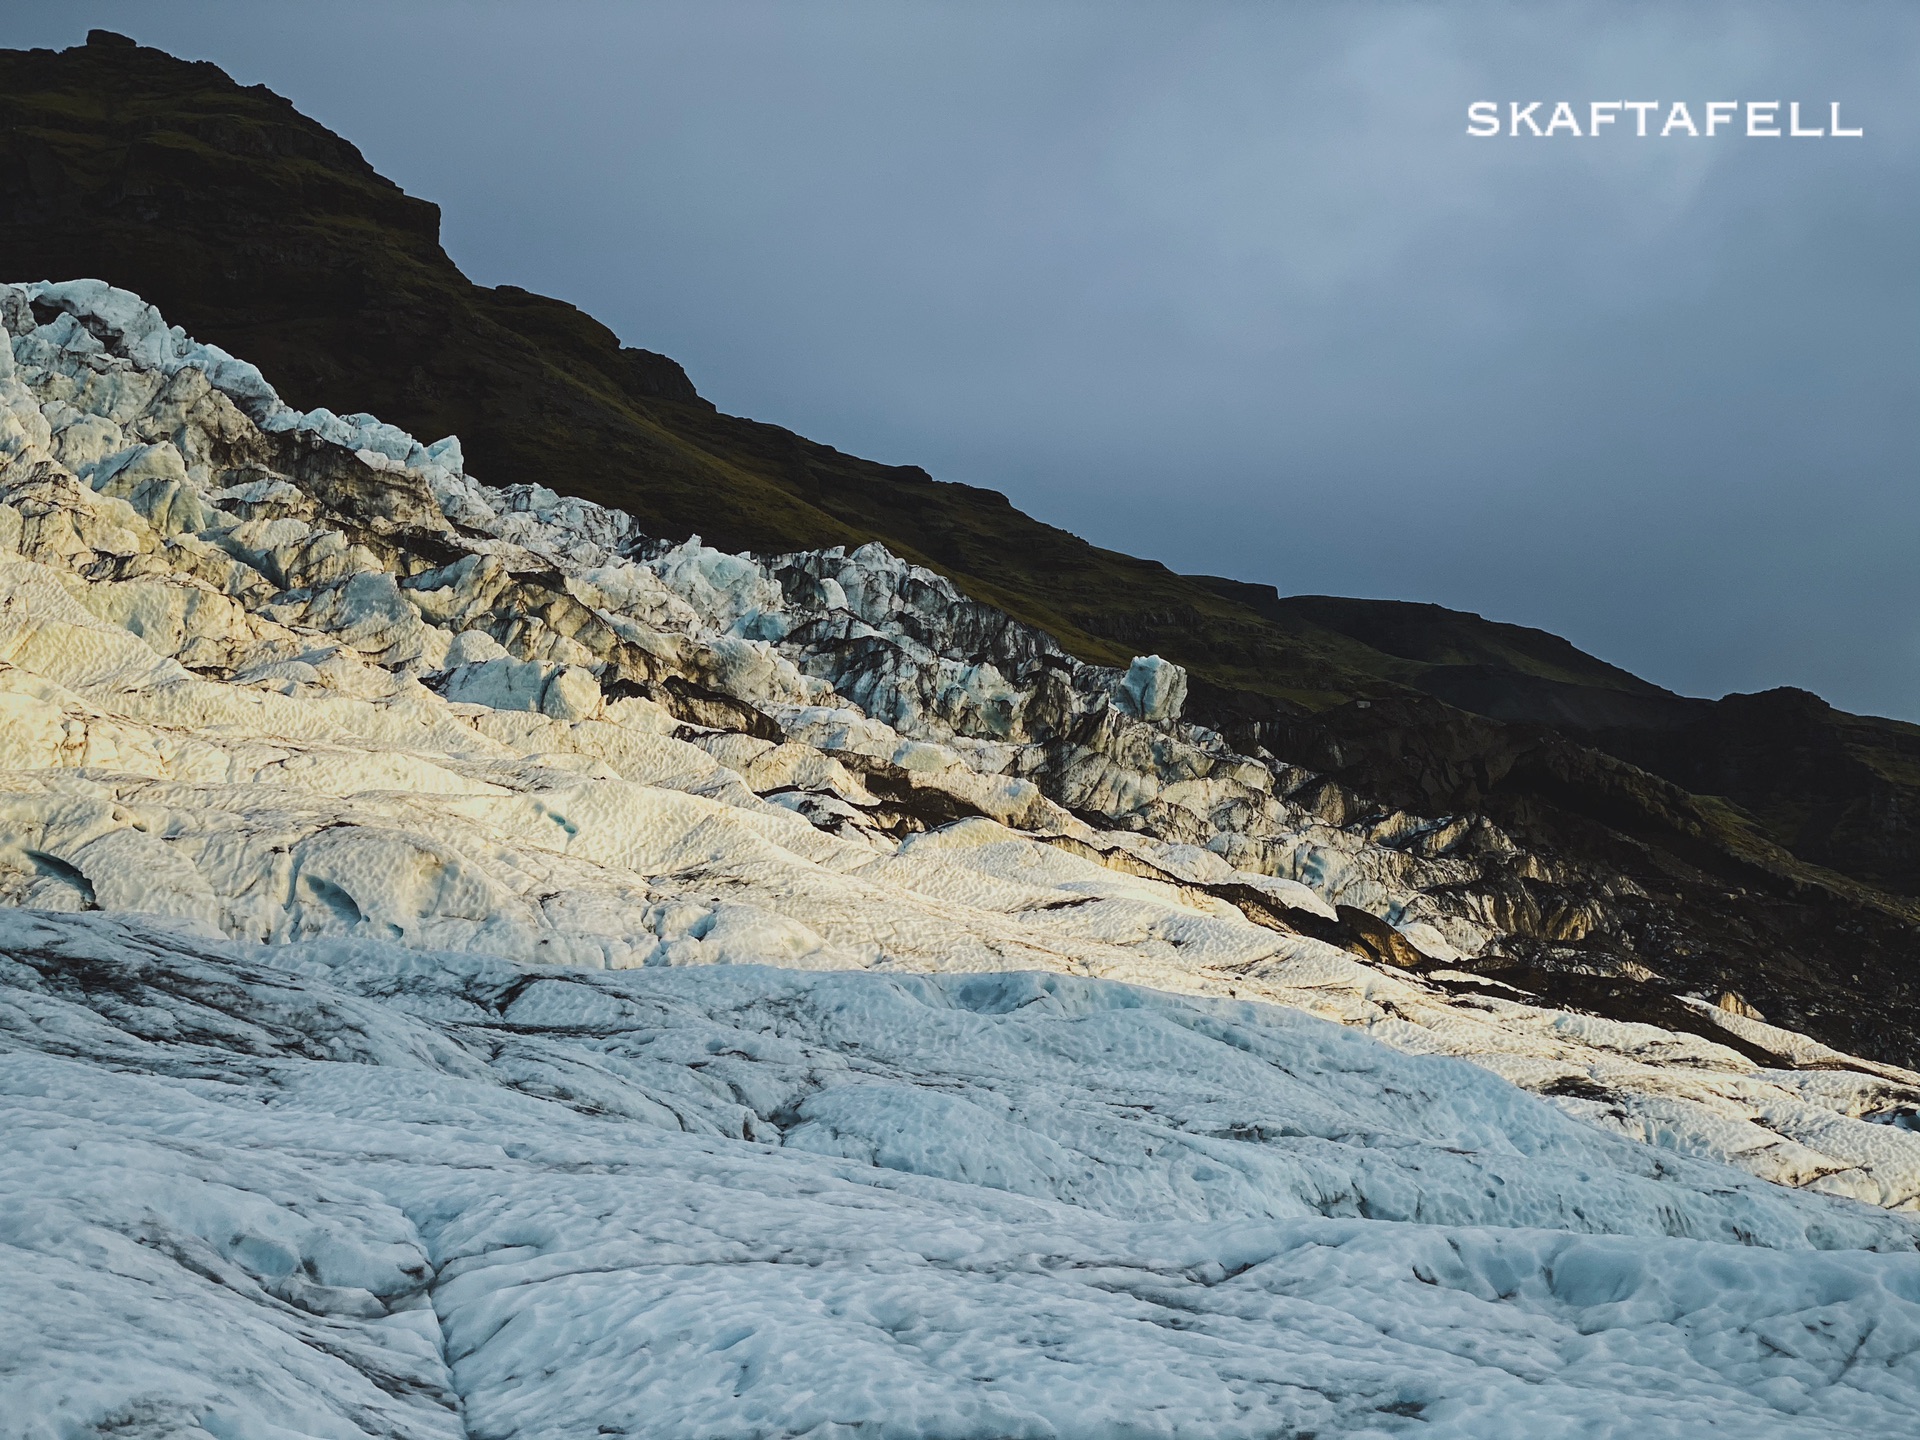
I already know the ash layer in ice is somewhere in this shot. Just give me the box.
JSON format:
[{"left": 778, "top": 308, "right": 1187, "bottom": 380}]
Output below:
[{"left": 4, "top": 279, "right": 1920, "bottom": 1438}]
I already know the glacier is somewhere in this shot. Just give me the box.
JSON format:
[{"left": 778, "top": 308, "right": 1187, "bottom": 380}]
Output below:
[
  {"left": 3, "top": 277, "right": 1920, "bottom": 1436},
  {"left": 9, "top": 910, "right": 1920, "bottom": 1439}
]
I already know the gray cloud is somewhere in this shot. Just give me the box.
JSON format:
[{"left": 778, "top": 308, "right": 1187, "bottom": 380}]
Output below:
[{"left": 8, "top": 0, "right": 1918, "bottom": 713}]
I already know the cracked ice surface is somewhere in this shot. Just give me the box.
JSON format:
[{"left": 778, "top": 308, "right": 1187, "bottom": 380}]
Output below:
[{"left": 5, "top": 909, "right": 1920, "bottom": 1439}]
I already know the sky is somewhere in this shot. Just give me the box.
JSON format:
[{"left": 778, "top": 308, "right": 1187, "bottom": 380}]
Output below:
[{"left": 7, "top": 2, "right": 1919, "bottom": 715}]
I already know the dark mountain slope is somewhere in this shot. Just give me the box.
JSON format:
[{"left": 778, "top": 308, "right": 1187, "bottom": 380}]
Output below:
[
  {"left": 1210, "top": 579, "right": 1920, "bottom": 899},
  {"left": 5, "top": 32, "right": 1918, "bottom": 1062},
  {"left": 1197, "top": 580, "right": 1700, "bottom": 730},
  {"left": 0, "top": 29, "right": 1413, "bottom": 712},
  {"left": 1595, "top": 689, "right": 1920, "bottom": 896}
]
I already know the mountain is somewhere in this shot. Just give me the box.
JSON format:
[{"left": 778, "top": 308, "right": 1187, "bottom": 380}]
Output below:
[
  {"left": 0, "top": 29, "right": 1398, "bottom": 707},
  {"left": 2, "top": 30, "right": 1917, "bottom": 1068},
  {"left": 6, "top": 37, "right": 1920, "bottom": 1433}
]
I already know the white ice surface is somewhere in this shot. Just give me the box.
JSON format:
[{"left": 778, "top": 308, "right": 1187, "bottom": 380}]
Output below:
[{"left": 5, "top": 909, "right": 1920, "bottom": 1439}]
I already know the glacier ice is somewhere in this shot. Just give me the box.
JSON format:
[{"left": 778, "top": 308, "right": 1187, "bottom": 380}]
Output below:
[
  {"left": 6, "top": 909, "right": 1920, "bottom": 1438},
  {"left": 4, "top": 278, "right": 1920, "bottom": 1434}
]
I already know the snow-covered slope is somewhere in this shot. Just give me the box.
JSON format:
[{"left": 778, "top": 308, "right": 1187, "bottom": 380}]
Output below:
[{"left": 4, "top": 279, "right": 1920, "bottom": 1436}]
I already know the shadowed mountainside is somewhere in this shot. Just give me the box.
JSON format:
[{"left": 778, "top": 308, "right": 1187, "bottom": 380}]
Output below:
[{"left": 3, "top": 31, "right": 1917, "bottom": 1062}]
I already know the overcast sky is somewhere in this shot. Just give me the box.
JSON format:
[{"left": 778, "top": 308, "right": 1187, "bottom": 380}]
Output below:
[{"left": 9, "top": 2, "right": 1919, "bottom": 715}]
